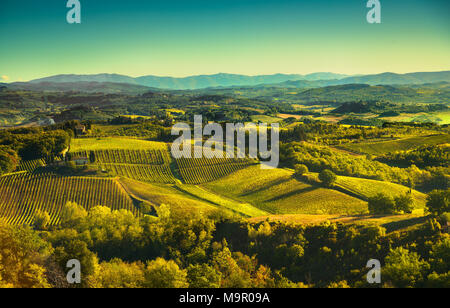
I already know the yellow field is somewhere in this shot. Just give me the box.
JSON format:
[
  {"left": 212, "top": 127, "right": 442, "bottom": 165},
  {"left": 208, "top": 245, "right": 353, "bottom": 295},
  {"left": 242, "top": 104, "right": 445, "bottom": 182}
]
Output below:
[{"left": 71, "top": 137, "right": 170, "bottom": 151}]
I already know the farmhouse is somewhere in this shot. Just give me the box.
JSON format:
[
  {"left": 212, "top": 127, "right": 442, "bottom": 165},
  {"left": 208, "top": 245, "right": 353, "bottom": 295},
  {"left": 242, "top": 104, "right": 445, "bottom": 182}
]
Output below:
[{"left": 73, "top": 157, "right": 89, "bottom": 166}]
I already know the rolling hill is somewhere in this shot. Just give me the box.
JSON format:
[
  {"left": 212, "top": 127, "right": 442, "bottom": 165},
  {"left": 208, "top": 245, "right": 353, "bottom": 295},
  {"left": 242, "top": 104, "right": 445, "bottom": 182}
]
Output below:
[
  {"left": 203, "top": 165, "right": 368, "bottom": 215},
  {"left": 293, "top": 84, "right": 450, "bottom": 104},
  {"left": 340, "top": 134, "right": 449, "bottom": 155}
]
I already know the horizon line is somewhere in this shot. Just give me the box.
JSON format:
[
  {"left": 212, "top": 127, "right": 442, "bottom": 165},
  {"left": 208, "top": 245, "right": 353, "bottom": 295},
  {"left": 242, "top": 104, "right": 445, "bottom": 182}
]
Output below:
[{"left": 4, "top": 69, "right": 450, "bottom": 83}]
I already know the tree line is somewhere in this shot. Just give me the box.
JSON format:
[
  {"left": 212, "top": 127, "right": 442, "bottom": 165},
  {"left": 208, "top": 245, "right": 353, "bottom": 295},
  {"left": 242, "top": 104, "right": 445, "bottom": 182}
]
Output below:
[{"left": 1, "top": 199, "right": 448, "bottom": 288}]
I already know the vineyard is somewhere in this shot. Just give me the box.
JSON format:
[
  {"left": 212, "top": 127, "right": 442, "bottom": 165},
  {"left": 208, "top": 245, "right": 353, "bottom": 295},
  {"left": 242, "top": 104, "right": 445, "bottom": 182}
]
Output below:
[
  {"left": 98, "top": 163, "right": 175, "bottom": 183},
  {"left": 0, "top": 143, "right": 263, "bottom": 225},
  {"left": 176, "top": 156, "right": 257, "bottom": 184},
  {"left": 204, "top": 165, "right": 368, "bottom": 215},
  {"left": 0, "top": 172, "right": 136, "bottom": 226},
  {"left": 16, "top": 159, "right": 46, "bottom": 173},
  {"left": 94, "top": 149, "right": 169, "bottom": 165},
  {"left": 70, "top": 149, "right": 177, "bottom": 184}
]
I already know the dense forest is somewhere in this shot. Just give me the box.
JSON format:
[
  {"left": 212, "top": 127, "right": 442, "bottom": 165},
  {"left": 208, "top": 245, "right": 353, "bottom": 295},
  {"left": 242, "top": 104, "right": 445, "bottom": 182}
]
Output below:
[{"left": 0, "top": 197, "right": 448, "bottom": 288}]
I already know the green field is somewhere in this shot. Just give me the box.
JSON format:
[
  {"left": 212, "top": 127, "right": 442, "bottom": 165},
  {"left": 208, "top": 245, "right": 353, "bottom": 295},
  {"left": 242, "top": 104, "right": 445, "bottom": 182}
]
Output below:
[
  {"left": 334, "top": 175, "right": 427, "bottom": 209},
  {"left": 119, "top": 177, "right": 218, "bottom": 216},
  {"left": 175, "top": 184, "right": 268, "bottom": 217},
  {"left": 250, "top": 115, "right": 283, "bottom": 123},
  {"left": 71, "top": 137, "right": 169, "bottom": 151},
  {"left": 204, "top": 165, "right": 368, "bottom": 215},
  {"left": 399, "top": 111, "right": 450, "bottom": 125},
  {"left": 341, "top": 134, "right": 449, "bottom": 155}
]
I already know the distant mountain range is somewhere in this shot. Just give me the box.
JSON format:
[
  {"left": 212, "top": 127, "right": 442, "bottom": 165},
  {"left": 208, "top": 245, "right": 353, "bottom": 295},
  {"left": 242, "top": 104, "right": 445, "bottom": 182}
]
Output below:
[
  {"left": 263, "top": 71, "right": 450, "bottom": 88},
  {"left": 2, "top": 81, "right": 155, "bottom": 94},
  {"left": 27, "top": 72, "right": 350, "bottom": 90},
  {"left": 2, "top": 71, "right": 449, "bottom": 92}
]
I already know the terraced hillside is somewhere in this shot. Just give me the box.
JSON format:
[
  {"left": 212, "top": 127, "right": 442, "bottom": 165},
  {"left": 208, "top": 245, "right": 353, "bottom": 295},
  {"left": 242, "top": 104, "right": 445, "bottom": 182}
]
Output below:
[{"left": 0, "top": 172, "right": 136, "bottom": 226}]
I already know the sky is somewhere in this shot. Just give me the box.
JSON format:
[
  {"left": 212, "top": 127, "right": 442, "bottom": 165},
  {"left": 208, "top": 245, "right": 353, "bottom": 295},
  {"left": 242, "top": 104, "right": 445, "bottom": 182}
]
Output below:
[{"left": 1, "top": 0, "right": 449, "bottom": 82}]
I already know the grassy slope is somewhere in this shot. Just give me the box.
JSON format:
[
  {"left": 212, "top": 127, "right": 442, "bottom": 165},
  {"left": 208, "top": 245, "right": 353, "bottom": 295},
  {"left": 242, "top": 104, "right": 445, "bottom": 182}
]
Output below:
[
  {"left": 340, "top": 134, "right": 449, "bottom": 155},
  {"left": 71, "top": 137, "right": 169, "bottom": 151},
  {"left": 203, "top": 165, "right": 368, "bottom": 215},
  {"left": 119, "top": 177, "right": 220, "bottom": 216},
  {"left": 334, "top": 175, "right": 427, "bottom": 209},
  {"left": 174, "top": 184, "right": 268, "bottom": 217}
]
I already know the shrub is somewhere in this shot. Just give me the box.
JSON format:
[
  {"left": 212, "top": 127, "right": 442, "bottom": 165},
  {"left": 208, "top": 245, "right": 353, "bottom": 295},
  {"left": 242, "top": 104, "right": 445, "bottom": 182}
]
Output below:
[
  {"left": 319, "top": 169, "right": 337, "bottom": 187},
  {"left": 294, "top": 164, "right": 309, "bottom": 176}
]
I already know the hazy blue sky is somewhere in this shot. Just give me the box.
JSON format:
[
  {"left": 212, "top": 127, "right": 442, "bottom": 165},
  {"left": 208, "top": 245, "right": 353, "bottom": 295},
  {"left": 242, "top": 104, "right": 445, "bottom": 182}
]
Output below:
[{"left": 1, "top": 0, "right": 449, "bottom": 81}]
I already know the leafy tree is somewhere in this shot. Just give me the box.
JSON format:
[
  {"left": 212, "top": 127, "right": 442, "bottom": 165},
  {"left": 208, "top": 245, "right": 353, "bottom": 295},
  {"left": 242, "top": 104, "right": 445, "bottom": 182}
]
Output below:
[
  {"left": 0, "top": 146, "right": 19, "bottom": 175},
  {"left": 0, "top": 221, "right": 51, "bottom": 288},
  {"left": 426, "top": 190, "right": 449, "bottom": 216},
  {"left": 394, "top": 193, "right": 414, "bottom": 213},
  {"left": 383, "top": 247, "right": 430, "bottom": 288},
  {"left": 144, "top": 258, "right": 188, "bottom": 288},
  {"left": 59, "top": 202, "right": 87, "bottom": 229},
  {"left": 211, "top": 242, "right": 252, "bottom": 288},
  {"left": 368, "top": 193, "right": 396, "bottom": 214},
  {"left": 92, "top": 259, "right": 145, "bottom": 288},
  {"left": 33, "top": 210, "right": 50, "bottom": 230},
  {"left": 48, "top": 229, "right": 99, "bottom": 287},
  {"left": 319, "top": 169, "right": 337, "bottom": 187},
  {"left": 429, "top": 237, "right": 450, "bottom": 274},
  {"left": 186, "top": 264, "right": 221, "bottom": 288}
]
